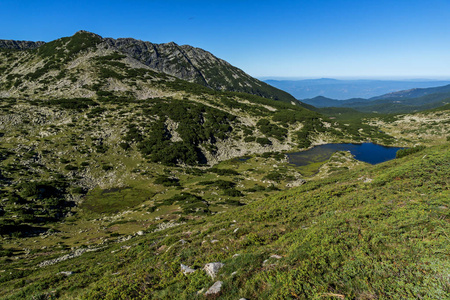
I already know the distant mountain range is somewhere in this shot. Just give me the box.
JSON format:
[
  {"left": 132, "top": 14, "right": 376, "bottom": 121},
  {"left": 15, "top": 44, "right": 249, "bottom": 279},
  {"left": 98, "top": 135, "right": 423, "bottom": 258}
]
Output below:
[
  {"left": 301, "top": 84, "right": 450, "bottom": 113},
  {"left": 264, "top": 78, "right": 450, "bottom": 100}
]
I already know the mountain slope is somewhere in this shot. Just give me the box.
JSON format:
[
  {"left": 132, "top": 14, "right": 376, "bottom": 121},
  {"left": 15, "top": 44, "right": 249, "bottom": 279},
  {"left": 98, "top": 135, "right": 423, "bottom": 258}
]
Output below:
[
  {"left": 103, "top": 36, "right": 297, "bottom": 103},
  {"left": 0, "top": 31, "right": 297, "bottom": 103},
  {"left": 1, "top": 143, "right": 448, "bottom": 299},
  {"left": 0, "top": 30, "right": 391, "bottom": 168}
]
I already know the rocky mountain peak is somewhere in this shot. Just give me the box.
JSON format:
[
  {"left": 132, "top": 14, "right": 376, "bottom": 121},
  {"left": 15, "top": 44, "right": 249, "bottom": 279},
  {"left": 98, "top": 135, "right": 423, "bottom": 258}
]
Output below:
[{"left": 73, "top": 30, "right": 103, "bottom": 39}]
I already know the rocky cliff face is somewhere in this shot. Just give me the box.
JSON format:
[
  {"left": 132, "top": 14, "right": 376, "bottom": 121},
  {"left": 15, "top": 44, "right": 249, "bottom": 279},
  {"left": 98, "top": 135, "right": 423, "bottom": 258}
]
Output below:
[
  {"left": 102, "top": 38, "right": 208, "bottom": 86},
  {"left": 100, "top": 33, "right": 297, "bottom": 102}
]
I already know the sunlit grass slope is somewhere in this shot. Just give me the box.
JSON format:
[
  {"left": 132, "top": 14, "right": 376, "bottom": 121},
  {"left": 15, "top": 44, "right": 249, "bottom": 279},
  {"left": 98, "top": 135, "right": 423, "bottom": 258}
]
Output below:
[{"left": 1, "top": 144, "right": 449, "bottom": 299}]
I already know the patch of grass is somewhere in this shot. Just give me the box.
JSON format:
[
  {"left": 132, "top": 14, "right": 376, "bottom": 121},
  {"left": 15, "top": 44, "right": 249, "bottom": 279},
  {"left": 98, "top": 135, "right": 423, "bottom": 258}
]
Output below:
[{"left": 80, "top": 187, "right": 155, "bottom": 215}]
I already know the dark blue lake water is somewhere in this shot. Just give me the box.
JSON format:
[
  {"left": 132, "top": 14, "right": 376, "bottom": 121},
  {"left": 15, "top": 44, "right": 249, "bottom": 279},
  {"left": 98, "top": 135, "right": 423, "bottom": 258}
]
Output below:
[{"left": 287, "top": 143, "right": 404, "bottom": 166}]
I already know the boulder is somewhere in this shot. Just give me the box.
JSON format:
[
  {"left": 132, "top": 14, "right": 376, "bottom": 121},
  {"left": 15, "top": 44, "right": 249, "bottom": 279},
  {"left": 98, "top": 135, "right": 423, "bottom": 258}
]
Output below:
[
  {"left": 204, "top": 281, "right": 223, "bottom": 295},
  {"left": 180, "top": 264, "right": 196, "bottom": 275},
  {"left": 204, "top": 262, "right": 224, "bottom": 279}
]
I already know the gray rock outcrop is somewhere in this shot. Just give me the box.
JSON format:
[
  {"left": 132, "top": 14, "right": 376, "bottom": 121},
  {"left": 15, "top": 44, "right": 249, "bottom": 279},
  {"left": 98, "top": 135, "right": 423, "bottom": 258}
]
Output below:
[
  {"left": 204, "top": 281, "right": 223, "bottom": 295},
  {"left": 180, "top": 264, "right": 196, "bottom": 275},
  {"left": 204, "top": 262, "right": 224, "bottom": 279}
]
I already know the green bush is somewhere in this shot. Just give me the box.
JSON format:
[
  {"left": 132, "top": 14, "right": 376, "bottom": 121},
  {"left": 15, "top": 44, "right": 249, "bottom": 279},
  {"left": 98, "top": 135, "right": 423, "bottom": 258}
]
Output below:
[
  {"left": 396, "top": 146, "right": 426, "bottom": 158},
  {"left": 102, "top": 165, "right": 113, "bottom": 171},
  {"left": 209, "top": 168, "right": 240, "bottom": 176},
  {"left": 154, "top": 175, "right": 180, "bottom": 187},
  {"left": 64, "top": 165, "right": 78, "bottom": 171},
  {"left": 134, "top": 99, "right": 236, "bottom": 165},
  {"left": 223, "top": 188, "right": 243, "bottom": 197},
  {"left": 257, "top": 119, "right": 287, "bottom": 141},
  {"left": 256, "top": 137, "right": 272, "bottom": 146}
]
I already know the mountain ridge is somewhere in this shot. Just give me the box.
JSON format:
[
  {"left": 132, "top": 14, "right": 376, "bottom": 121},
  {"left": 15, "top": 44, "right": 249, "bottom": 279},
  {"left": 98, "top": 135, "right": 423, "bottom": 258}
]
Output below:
[
  {"left": 0, "top": 39, "right": 45, "bottom": 50},
  {"left": 370, "top": 83, "right": 450, "bottom": 100},
  {"left": 0, "top": 30, "right": 297, "bottom": 103},
  {"left": 301, "top": 85, "right": 450, "bottom": 113}
]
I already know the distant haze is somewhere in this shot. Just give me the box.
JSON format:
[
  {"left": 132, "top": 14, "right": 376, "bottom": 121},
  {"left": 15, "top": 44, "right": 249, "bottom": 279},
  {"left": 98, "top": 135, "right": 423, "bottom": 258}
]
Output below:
[{"left": 264, "top": 79, "right": 450, "bottom": 100}]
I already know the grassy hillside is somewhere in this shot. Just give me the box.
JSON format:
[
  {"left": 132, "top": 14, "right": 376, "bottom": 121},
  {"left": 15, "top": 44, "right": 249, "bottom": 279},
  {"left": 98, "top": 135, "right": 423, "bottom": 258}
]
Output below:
[
  {"left": 367, "top": 104, "right": 450, "bottom": 146},
  {"left": 0, "top": 85, "right": 391, "bottom": 239},
  {"left": 0, "top": 143, "right": 448, "bottom": 299}
]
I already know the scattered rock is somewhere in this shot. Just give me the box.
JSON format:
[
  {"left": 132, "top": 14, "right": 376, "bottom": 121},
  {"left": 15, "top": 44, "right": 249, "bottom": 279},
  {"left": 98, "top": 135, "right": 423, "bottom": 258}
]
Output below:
[
  {"left": 154, "top": 221, "right": 183, "bottom": 232},
  {"left": 263, "top": 254, "right": 282, "bottom": 266},
  {"left": 117, "top": 235, "right": 133, "bottom": 243},
  {"left": 204, "top": 281, "right": 223, "bottom": 295},
  {"left": 232, "top": 253, "right": 240, "bottom": 258},
  {"left": 180, "top": 264, "right": 196, "bottom": 275},
  {"left": 358, "top": 176, "right": 373, "bottom": 183},
  {"left": 136, "top": 231, "right": 144, "bottom": 236},
  {"left": 57, "top": 271, "right": 74, "bottom": 276},
  {"left": 204, "top": 262, "right": 224, "bottom": 279},
  {"left": 286, "top": 179, "right": 306, "bottom": 187},
  {"left": 39, "top": 247, "right": 104, "bottom": 267}
]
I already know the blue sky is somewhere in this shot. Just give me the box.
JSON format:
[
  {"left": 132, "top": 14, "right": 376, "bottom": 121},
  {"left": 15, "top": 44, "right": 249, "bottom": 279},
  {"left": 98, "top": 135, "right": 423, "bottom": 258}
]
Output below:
[{"left": 1, "top": 0, "right": 450, "bottom": 79}]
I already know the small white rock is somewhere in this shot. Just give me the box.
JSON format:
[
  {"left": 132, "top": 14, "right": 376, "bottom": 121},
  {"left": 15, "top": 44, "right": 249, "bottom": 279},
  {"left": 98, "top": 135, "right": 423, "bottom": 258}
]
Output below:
[
  {"left": 57, "top": 271, "right": 73, "bottom": 276},
  {"left": 204, "top": 262, "right": 224, "bottom": 279},
  {"left": 180, "top": 264, "right": 196, "bottom": 275},
  {"left": 204, "top": 281, "right": 223, "bottom": 295}
]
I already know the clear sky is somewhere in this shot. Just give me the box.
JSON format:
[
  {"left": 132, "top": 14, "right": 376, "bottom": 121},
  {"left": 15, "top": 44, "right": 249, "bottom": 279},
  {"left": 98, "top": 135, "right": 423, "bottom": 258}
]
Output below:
[{"left": 1, "top": 0, "right": 450, "bottom": 79}]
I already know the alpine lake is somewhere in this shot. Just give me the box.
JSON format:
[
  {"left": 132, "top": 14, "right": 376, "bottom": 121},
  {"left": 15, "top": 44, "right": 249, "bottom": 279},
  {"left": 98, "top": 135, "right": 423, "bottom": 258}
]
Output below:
[{"left": 287, "top": 142, "right": 404, "bottom": 167}]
